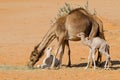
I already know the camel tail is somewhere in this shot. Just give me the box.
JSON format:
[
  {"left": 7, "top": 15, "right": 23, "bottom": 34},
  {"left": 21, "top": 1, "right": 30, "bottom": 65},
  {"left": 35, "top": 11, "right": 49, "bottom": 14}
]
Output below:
[{"left": 97, "top": 17, "right": 105, "bottom": 40}]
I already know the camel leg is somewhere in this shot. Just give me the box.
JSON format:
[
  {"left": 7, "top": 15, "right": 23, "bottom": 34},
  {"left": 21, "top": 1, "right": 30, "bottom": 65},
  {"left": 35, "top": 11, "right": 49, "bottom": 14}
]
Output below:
[
  {"left": 85, "top": 49, "right": 92, "bottom": 69},
  {"left": 88, "top": 22, "right": 99, "bottom": 67},
  {"left": 104, "top": 56, "right": 108, "bottom": 69},
  {"left": 89, "top": 21, "right": 103, "bottom": 67},
  {"left": 99, "top": 46, "right": 110, "bottom": 69},
  {"left": 65, "top": 40, "right": 71, "bottom": 67},
  {"left": 96, "top": 50, "right": 102, "bottom": 66},
  {"left": 104, "top": 52, "right": 110, "bottom": 69},
  {"left": 50, "top": 43, "right": 62, "bottom": 69},
  {"left": 91, "top": 49, "right": 96, "bottom": 70},
  {"left": 89, "top": 58, "right": 93, "bottom": 68},
  {"left": 58, "top": 41, "right": 65, "bottom": 69},
  {"left": 50, "top": 34, "right": 65, "bottom": 69},
  {"left": 107, "top": 56, "right": 111, "bottom": 69},
  {"left": 89, "top": 50, "right": 97, "bottom": 68}
]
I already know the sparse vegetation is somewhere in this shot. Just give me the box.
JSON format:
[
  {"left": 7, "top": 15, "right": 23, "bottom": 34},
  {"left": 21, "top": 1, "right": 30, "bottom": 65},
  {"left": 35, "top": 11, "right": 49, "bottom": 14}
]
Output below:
[
  {"left": 51, "top": 2, "right": 72, "bottom": 25},
  {"left": 84, "top": 0, "right": 89, "bottom": 11},
  {"left": 0, "top": 65, "right": 31, "bottom": 70},
  {"left": 51, "top": 0, "right": 97, "bottom": 25}
]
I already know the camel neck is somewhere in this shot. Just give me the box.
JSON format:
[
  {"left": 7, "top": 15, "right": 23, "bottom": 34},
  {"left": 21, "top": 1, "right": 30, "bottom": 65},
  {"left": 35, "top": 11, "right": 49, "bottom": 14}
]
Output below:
[
  {"left": 37, "top": 28, "right": 55, "bottom": 53},
  {"left": 80, "top": 35, "right": 90, "bottom": 46},
  {"left": 80, "top": 35, "right": 86, "bottom": 42},
  {"left": 46, "top": 51, "right": 51, "bottom": 57}
]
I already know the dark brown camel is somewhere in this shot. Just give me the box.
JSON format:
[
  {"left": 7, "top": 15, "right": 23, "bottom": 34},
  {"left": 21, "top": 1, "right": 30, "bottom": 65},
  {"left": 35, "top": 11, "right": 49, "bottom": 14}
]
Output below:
[{"left": 27, "top": 8, "right": 105, "bottom": 69}]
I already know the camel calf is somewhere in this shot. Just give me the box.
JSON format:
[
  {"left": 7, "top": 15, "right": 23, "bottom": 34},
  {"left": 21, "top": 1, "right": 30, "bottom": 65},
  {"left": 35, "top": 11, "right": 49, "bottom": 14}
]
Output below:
[
  {"left": 77, "top": 32, "right": 111, "bottom": 69},
  {"left": 37, "top": 47, "right": 59, "bottom": 69}
]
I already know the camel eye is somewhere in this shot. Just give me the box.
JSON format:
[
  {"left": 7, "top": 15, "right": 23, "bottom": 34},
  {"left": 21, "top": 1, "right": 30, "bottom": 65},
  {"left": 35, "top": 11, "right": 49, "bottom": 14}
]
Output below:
[
  {"left": 48, "top": 48, "right": 50, "bottom": 50},
  {"left": 30, "top": 58, "right": 34, "bottom": 61},
  {"left": 32, "top": 53, "right": 36, "bottom": 56}
]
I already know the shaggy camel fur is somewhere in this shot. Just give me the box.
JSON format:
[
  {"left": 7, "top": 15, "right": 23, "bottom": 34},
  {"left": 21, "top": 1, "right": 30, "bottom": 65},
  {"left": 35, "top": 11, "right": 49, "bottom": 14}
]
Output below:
[
  {"left": 28, "top": 8, "right": 105, "bottom": 69},
  {"left": 77, "top": 32, "right": 111, "bottom": 69},
  {"left": 37, "top": 47, "right": 59, "bottom": 69}
]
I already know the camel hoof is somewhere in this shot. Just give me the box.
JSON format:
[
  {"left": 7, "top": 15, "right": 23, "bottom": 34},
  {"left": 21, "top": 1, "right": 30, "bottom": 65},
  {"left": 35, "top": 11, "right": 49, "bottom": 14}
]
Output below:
[
  {"left": 104, "top": 67, "right": 110, "bottom": 70},
  {"left": 66, "top": 65, "right": 71, "bottom": 68},
  {"left": 94, "top": 67, "right": 96, "bottom": 70},
  {"left": 56, "top": 66, "right": 61, "bottom": 70},
  {"left": 50, "top": 67, "right": 57, "bottom": 70},
  {"left": 36, "top": 65, "right": 41, "bottom": 68},
  {"left": 84, "top": 66, "right": 88, "bottom": 70}
]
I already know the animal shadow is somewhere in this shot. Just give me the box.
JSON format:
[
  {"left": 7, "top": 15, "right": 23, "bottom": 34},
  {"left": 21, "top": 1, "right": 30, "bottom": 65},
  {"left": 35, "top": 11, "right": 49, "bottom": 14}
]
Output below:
[
  {"left": 99, "top": 60, "right": 120, "bottom": 69},
  {"left": 62, "top": 63, "right": 87, "bottom": 68},
  {"left": 63, "top": 60, "right": 120, "bottom": 70},
  {"left": 71, "top": 63, "right": 87, "bottom": 68},
  {"left": 108, "top": 60, "right": 120, "bottom": 70}
]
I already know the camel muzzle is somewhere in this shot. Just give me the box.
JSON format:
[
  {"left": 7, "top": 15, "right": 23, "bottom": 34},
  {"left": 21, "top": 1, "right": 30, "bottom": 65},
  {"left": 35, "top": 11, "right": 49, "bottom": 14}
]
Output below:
[{"left": 27, "top": 61, "right": 35, "bottom": 68}]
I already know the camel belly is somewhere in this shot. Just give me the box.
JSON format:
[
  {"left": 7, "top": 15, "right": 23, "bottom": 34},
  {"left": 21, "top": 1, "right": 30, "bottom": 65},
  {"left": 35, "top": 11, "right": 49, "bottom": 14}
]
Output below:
[{"left": 66, "top": 34, "right": 81, "bottom": 41}]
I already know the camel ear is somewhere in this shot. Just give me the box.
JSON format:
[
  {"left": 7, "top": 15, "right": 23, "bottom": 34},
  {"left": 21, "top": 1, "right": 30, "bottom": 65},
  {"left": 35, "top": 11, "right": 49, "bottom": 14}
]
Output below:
[
  {"left": 86, "top": 37, "right": 89, "bottom": 40},
  {"left": 48, "top": 47, "right": 52, "bottom": 50},
  {"left": 34, "top": 43, "right": 40, "bottom": 49},
  {"left": 76, "top": 33, "right": 80, "bottom": 37},
  {"left": 34, "top": 45, "right": 38, "bottom": 49}
]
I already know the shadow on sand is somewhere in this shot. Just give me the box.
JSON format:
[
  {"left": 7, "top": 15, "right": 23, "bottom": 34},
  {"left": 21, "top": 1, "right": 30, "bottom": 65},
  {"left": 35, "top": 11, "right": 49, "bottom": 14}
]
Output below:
[
  {"left": 0, "top": 60, "right": 119, "bottom": 70},
  {"left": 110, "top": 60, "right": 120, "bottom": 70},
  {"left": 63, "top": 60, "right": 120, "bottom": 70}
]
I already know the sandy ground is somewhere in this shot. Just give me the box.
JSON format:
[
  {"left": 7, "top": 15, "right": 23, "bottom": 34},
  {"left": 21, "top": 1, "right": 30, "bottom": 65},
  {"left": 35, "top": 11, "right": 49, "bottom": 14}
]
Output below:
[{"left": 0, "top": 0, "right": 120, "bottom": 80}]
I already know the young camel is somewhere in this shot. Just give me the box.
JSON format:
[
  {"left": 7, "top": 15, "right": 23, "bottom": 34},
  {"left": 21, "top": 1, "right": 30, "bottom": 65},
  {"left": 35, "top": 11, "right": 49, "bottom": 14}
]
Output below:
[
  {"left": 37, "top": 47, "right": 59, "bottom": 69},
  {"left": 77, "top": 32, "right": 111, "bottom": 69}
]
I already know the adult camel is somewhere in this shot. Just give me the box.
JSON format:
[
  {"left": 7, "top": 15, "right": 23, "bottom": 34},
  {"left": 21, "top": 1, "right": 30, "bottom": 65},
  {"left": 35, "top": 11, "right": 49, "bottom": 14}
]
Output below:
[{"left": 27, "top": 8, "right": 105, "bottom": 68}]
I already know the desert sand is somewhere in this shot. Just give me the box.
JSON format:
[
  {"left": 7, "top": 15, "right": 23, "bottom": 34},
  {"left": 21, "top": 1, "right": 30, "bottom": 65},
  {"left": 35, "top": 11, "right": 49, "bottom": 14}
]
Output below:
[{"left": 0, "top": 0, "right": 120, "bottom": 80}]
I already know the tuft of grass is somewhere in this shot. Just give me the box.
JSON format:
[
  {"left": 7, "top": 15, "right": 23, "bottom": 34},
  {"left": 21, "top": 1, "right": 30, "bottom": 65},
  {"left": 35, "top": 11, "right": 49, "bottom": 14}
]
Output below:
[
  {"left": 51, "top": 2, "right": 72, "bottom": 25},
  {"left": 84, "top": 0, "right": 89, "bottom": 11},
  {"left": 51, "top": 0, "right": 97, "bottom": 25},
  {"left": 0, "top": 65, "right": 32, "bottom": 71},
  {"left": 93, "top": 8, "right": 97, "bottom": 15}
]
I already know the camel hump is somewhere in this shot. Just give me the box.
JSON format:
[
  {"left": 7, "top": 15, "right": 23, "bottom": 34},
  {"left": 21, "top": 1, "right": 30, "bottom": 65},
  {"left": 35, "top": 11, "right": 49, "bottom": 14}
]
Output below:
[
  {"left": 69, "top": 8, "right": 87, "bottom": 14},
  {"left": 69, "top": 8, "right": 91, "bottom": 18}
]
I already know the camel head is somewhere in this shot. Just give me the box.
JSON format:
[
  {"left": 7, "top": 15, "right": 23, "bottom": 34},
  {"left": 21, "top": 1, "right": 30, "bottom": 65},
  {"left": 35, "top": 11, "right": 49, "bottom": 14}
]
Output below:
[
  {"left": 46, "top": 47, "right": 52, "bottom": 53},
  {"left": 77, "top": 32, "right": 85, "bottom": 37},
  {"left": 45, "top": 47, "right": 52, "bottom": 57},
  {"left": 27, "top": 43, "right": 44, "bottom": 68}
]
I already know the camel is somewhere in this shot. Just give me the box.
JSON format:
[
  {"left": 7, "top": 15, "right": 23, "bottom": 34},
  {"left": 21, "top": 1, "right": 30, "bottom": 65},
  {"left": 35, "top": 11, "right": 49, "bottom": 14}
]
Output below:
[
  {"left": 28, "top": 15, "right": 71, "bottom": 68},
  {"left": 77, "top": 32, "right": 111, "bottom": 69},
  {"left": 27, "top": 8, "right": 105, "bottom": 69},
  {"left": 37, "top": 47, "right": 59, "bottom": 69}
]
